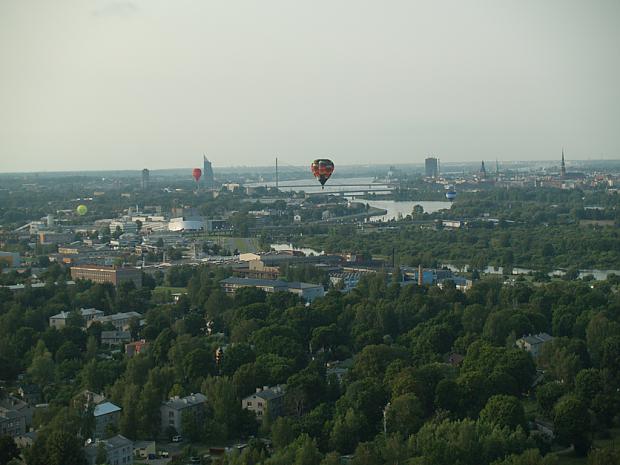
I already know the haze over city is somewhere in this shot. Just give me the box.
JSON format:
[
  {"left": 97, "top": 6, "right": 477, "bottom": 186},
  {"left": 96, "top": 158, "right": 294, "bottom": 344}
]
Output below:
[
  {"left": 1, "top": 0, "right": 620, "bottom": 173},
  {"left": 3, "top": 3, "right": 620, "bottom": 464}
]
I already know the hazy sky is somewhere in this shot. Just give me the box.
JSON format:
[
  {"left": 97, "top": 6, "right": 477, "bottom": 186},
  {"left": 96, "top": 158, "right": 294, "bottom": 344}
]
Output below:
[{"left": 1, "top": 0, "right": 619, "bottom": 172}]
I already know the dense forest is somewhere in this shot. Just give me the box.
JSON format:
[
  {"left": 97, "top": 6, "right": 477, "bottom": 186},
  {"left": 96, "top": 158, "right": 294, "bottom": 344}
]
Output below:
[{"left": 1, "top": 264, "right": 619, "bottom": 464}]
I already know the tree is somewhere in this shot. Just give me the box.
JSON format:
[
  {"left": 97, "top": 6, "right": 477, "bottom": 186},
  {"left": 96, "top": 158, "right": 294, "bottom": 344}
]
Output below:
[
  {"left": 586, "top": 314, "right": 620, "bottom": 366},
  {"left": 536, "top": 382, "right": 565, "bottom": 417},
  {"left": 55, "top": 341, "right": 80, "bottom": 363},
  {"left": 85, "top": 335, "right": 98, "bottom": 360},
  {"left": 95, "top": 442, "right": 107, "bottom": 465},
  {"left": 329, "top": 409, "right": 366, "bottom": 454},
  {"left": 350, "top": 442, "right": 382, "bottom": 465},
  {"left": 320, "top": 453, "right": 341, "bottom": 465},
  {"left": 587, "top": 446, "right": 620, "bottom": 465},
  {"left": 350, "top": 344, "right": 408, "bottom": 381},
  {"left": 553, "top": 395, "right": 591, "bottom": 455},
  {"left": 539, "top": 344, "right": 583, "bottom": 385},
  {"left": 479, "top": 395, "right": 526, "bottom": 430},
  {"left": 183, "top": 348, "right": 216, "bottom": 381},
  {"left": 119, "top": 384, "right": 140, "bottom": 439},
  {"left": 574, "top": 369, "right": 603, "bottom": 404},
  {"left": 203, "top": 376, "right": 256, "bottom": 441},
  {"left": 294, "top": 434, "right": 323, "bottom": 465},
  {"left": 601, "top": 336, "right": 620, "bottom": 378},
  {"left": 271, "top": 417, "right": 300, "bottom": 449},
  {"left": 0, "top": 436, "right": 19, "bottom": 465},
  {"left": 493, "top": 449, "right": 559, "bottom": 465},
  {"left": 45, "top": 430, "right": 87, "bottom": 465},
  {"left": 287, "top": 366, "right": 327, "bottom": 417},
  {"left": 462, "top": 304, "right": 491, "bottom": 334},
  {"left": 28, "top": 343, "right": 55, "bottom": 386},
  {"left": 415, "top": 417, "right": 531, "bottom": 465},
  {"left": 181, "top": 407, "right": 205, "bottom": 443},
  {"left": 221, "top": 344, "right": 256, "bottom": 376},
  {"left": 386, "top": 393, "right": 424, "bottom": 436}
]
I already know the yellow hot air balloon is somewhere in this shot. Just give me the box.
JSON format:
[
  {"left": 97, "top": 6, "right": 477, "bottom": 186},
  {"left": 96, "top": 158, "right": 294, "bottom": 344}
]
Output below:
[{"left": 76, "top": 204, "right": 88, "bottom": 215}]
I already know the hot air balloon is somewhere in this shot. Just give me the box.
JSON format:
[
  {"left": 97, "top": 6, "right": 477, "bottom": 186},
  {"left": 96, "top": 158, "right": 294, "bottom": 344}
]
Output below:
[
  {"left": 76, "top": 204, "right": 88, "bottom": 215},
  {"left": 311, "top": 159, "right": 334, "bottom": 189},
  {"left": 192, "top": 168, "right": 202, "bottom": 183}
]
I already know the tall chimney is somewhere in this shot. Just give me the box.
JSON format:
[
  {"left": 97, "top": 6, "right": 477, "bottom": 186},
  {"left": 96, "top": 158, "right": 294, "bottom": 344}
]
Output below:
[{"left": 418, "top": 264, "right": 423, "bottom": 286}]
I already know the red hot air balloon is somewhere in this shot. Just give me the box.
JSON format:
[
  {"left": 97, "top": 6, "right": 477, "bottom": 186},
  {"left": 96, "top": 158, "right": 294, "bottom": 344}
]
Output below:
[
  {"left": 192, "top": 168, "right": 202, "bottom": 183},
  {"left": 311, "top": 159, "right": 334, "bottom": 189}
]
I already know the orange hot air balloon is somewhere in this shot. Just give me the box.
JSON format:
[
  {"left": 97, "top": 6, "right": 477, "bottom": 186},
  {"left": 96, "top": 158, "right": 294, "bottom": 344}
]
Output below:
[
  {"left": 311, "top": 159, "right": 334, "bottom": 189},
  {"left": 192, "top": 168, "right": 202, "bottom": 182}
]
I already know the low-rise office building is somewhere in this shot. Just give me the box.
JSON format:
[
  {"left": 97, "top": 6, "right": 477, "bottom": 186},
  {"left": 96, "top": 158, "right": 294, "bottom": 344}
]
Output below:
[
  {"left": 516, "top": 333, "right": 554, "bottom": 358},
  {"left": 85, "top": 435, "right": 133, "bottom": 465},
  {"left": 242, "top": 385, "right": 286, "bottom": 422},
  {"left": 0, "top": 408, "right": 26, "bottom": 438},
  {"left": 101, "top": 331, "right": 131, "bottom": 346},
  {"left": 221, "top": 277, "right": 324, "bottom": 302},
  {"left": 49, "top": 308, "right": 104, "bottom": 329},
  {"left": 96, "top": 312, "right": 142, "bottom": 331},
  {"left": 71, "top": 265, "right": 142, "bottom": 288},
  {"left": 160, "top": 393, "right": 207, "bottom": 435},
  {"left": 94, "top": 402, "right": 122, "bottom": 439}
]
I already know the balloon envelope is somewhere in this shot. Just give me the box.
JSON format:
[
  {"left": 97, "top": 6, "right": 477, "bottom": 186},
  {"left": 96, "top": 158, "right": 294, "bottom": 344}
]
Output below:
[
  {"left": 311, "top": 159, "right": 334, "bottom": 188},
  {"left": 192, "top": 168, "right": 202, "bottom": 182},
  {"left": 76, "top": 204, "right": 88, "bottom": 215}
]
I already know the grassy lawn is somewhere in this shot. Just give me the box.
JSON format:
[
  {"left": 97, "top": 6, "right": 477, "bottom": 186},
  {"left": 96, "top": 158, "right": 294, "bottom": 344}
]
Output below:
[{"left": 153, "top": 286, "right": 187, "bottom": 293}]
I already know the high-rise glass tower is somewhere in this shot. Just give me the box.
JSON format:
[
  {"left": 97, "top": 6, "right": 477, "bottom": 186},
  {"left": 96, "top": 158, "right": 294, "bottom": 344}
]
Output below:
[
  {"left": 425, "top": 157, "right": 439, "bottom": 178},
  {"left": 203, "top": 155, "right": 214, "bottom": 188},
  {"left": 141, "top": 168, "right": 150, "bottom": 190}
]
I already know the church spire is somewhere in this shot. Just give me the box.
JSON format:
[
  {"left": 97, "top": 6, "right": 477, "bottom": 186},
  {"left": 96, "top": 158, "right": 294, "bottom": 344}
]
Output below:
[{"left": 561, "top": 148, "right": 566, "bottom": 178}]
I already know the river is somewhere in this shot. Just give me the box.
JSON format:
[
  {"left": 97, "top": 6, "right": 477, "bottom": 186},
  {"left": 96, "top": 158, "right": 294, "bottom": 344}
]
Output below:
[
  {"left": 246, "top": 176, "right": 452, "bottom": 221},
  {"left": 359, "top": 200, "right": 452, "bottom": 222}
]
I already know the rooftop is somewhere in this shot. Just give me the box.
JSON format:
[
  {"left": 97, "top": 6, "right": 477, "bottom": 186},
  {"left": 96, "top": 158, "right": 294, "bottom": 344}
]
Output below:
[
  {"left": 163, "top": 393, "right": 207, "bottom": 410},
  {"left": 50, "top": 308, "right": 103, "bottom": 320},
  {"left": 98, "top": 311, "right": 142, "bottom": 322},
  {"left": 93, "top": 401, "right": 121, "bottom": 417},
  {"left": 85, "top": 435, "right": 133, "bottom": 458},
  {"left": 101, "top": 331, "right": 131, "bottom": 339},
  {"left": 221, "top": 277, "right": 289, "bottom": 288},
  {"left": 286, "top": 281, "right": 323, "bottom": 290},
  {"left": 244, "top": 385, "right": 286, "bottom": 401},
  {"left": 105, "top": 434, "right": 133, "bottom": 448},
  {"left": 520, "top": 333, "right": 554, "bottom": 345}
]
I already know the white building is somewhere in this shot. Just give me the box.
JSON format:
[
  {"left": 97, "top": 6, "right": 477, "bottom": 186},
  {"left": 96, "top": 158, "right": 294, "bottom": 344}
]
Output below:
[
  {"left": 110, "top": 220, "right": 138, "bottom": 234},
  {"left": 95, "top": 312, "right": 142, "bottom": 331},
  {"left": 516, "top": 333, "right": 554, "bottom": 357},
  {"left": 242, "top": 385, "right": 286, "bottom": 422},
  {"left": 168, "top": 218, "right": 204, "bottom": 232},
  {"left": 85, "top": 435, "right": 133, "bottom": 465},
  {"left": 49, "top": 308, "right": 104, "bottom": 329},
  {"left": 160, "top": 393, "right": 207, "bottom": 435}
]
